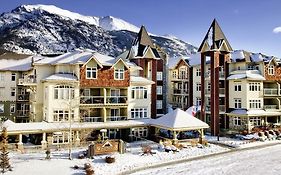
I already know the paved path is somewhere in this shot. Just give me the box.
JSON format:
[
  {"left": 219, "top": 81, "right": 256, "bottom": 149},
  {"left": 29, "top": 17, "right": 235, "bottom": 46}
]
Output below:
[{"left": 129, "top": 143, "right": 281, "bottom": 175}]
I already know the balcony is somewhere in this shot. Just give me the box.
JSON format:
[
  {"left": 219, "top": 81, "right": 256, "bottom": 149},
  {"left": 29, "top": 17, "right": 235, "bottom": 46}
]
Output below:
[
  {"left": 83, "top": 116, "right": 103, "bottom": 122},
  {"left": 205, "top": 105, "right": 225, "bottom": 112},
  {"left": 17, "top": 110, "right": 29, "bottom": 117},
  {"left": 106, "top": 96, "right": 127, "bottom": 104},
  {"left": 18, "top": 75, "right": 37, "bottom": 86},
  {"left": 107, "top": 116, "right": 127, "bottom": 121},
  {"left": 17, "top": 94, "right": 29, "bottom": 101},
  {"left": 80, "top": 96, "right": 127, "bottom": 105},
  {"left": 264, "top": 88, "right": 279, "bottom": 96},
  {"left": 171, "top": 76, "right": 188, "bottom": 81},
  {"left": 173, "top": 89, "right": 188, "bottom": 95},
  {"left": 264, "top": 105, "right": 278, "bottom": 110}
]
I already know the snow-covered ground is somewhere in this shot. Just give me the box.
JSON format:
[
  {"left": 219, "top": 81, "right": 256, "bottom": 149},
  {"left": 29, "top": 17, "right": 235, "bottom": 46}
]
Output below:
[
  {"left": 4, "top": 139, "right": 281, "bottom": 175},
  {"left": 133, "top": 143, "right": 281, "bottom": 175},
  {"left": 5, "top": 141, "right": 228, "bottom": 175}
]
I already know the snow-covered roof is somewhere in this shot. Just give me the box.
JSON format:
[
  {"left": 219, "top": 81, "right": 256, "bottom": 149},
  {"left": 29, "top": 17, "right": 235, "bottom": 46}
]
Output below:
[
  {"left": 0, "top": 55, "right": 42, "bottom": 71},
  {"left": 43, "top": 73, "right": 78, "bottom": 81},
  {"left": 3, "top": 119, "right": 150, "bottom": 134},
  {"left": 228, "top": 109, "right": 281, "bottom": 116},
  {"left": 227, "top": 70, "right": 265, "bottom": 80},
  {"left": 168, "top": 56, "right": 182, "bottom": 69},
  {"left": 35, "top": 50, "right": 93, "bottom": 65},
  {"left": 130, "top": 76, "right": 155, "bottom": 85},
  {"left": 149, "top": 108, "right": 209, "bottom": 131}
]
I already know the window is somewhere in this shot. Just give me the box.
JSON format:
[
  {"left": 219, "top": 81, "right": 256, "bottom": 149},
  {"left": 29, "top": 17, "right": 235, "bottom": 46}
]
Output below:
[
  {"left": 157, "top": 86, "right": 162, "bottom": 95},
  {"left": 234, "top": 82, "right": 241, "bottom": 91},
  {"left": 53, "top": 110, "right": 74, "bottom": 122},
  {"left": 11, "top": 88, "right": 16, "bottom": 97},
  {"left": 250, "top": 117, "right": 261, "bottom": 126},
  {"left": 234, "top": 98, "right": 241, "bottom": 108},
  {"left": 247, "top": 65, "right": 254, "bottom": 70},
  {"left": 249, "top": 99, "right": 261, "bottom": 109},
  {"left": 196, "top": 97, "right": 201, "bottom": 106},
  {"left": 131, "top": 108, "right": 148, "bottom": 119},
  {"left": 54, "top": 85, "right": 74, "bottom": 100},
  {"left": 10, "top": 104, "right": 15, "bottom": 113},
  {"left": 131, "top": 127, "right": 148, "bottom": 138},
  {"left": 157, "top": 100, "right": 162, "bottom": 109},
  {"left": 114, "top": 69, "right": 124, "bottom": 80},
  {"left": 196, "top": 68, "right": 201, "bottom": 76},
  {"left": 249, "top": 83, "right": 261, "bottom": 91},
  {"left": 179, "top": 67, "right": 187, "bottom": 79},
  {"left": 53, "top": 132, "right": 70, "bottom": 144},
  {"left": 131, "top": 87, "right": 147, "bottom": 99},
  {"left": 268, "top": 65, "right": 274, "bottom": 75},
  {"left": 172, "top": 71, "right": 177, "bottom": 79},
  {"left": 11, "top": 73, "right": 16, "bottom": 81},
  {"left": 86, "top": 66, "right": 97, "bottom": 79},
  {"left": 196, "top": 83, "right": 201, "bottom": 91},
  {"left": 0, "top": 73, "right": 4, "bottom": 81},
  {"left": 0, "top": 104, "right": 4, "bottom": 113},
  {"left": 233, "top": 116, "right": 241, "bottom": 126},
  {"left": 207, "top": 82, "right": 211, "bottom": 92},
  {"left": 157, "top": 72, "right": 163, "bottom": 81}
]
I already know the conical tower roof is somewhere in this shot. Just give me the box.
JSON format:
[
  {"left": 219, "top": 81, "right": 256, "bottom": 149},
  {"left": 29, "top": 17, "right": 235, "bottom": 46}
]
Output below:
[{"left": 198, "top": 19, "right": 233, "bottom": 52}]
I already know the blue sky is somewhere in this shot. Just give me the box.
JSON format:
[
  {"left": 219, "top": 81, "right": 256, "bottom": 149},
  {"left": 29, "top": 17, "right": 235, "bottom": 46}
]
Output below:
[{"left": 1, "top": 0, "right": 281, "bottom": 57}]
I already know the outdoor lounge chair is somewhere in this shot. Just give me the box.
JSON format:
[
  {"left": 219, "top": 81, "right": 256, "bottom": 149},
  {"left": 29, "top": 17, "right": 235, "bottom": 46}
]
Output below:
[
  {"left": 258, "top": 132, "right": 266, "bottom": 141},
  {"left": 264, "top": 131, "right": 274, "bottom": 140}
]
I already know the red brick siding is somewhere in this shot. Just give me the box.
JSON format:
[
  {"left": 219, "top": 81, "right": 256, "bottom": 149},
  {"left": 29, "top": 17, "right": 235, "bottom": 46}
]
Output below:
[{"left": 264, "top": 64, "right": 281, "bottom": 81}]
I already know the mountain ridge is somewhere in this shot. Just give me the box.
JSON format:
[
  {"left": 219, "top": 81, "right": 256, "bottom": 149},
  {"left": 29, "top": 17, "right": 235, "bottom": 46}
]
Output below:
[{"left": 0, "top": 4, "right": 198, "bottom": 57}]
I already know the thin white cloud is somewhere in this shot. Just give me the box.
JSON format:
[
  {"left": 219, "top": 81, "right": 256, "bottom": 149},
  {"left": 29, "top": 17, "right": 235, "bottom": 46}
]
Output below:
[{"left": 273, "top": 27, "right": 281, "bottom": 34}]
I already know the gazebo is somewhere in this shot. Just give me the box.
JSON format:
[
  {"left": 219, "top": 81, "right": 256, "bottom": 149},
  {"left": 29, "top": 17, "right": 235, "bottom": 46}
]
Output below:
[{"left": 150, "top": 108, "right": 209, "bottom": 143}]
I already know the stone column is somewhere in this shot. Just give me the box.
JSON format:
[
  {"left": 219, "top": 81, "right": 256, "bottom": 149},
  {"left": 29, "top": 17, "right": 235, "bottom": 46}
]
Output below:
[
  {"left": 41, "top": 132, "right": 47, "bottom": 150},
  {"left": 172, "top": 131, "right": 178, "bottom": 145},
  {"left": 75, "top": 131, "right": 80, "bottom": 146},
  {"left": 103, "top": 107, "right": 107, "bottom": 122},
  {"left": 17, "top": 133, "right": 23, "bottom": 150}
]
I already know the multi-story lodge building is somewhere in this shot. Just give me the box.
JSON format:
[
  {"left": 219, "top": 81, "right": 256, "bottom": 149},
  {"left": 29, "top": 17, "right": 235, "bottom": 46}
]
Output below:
[{"left": 169, "top": 20, "right": 281, "bottom": 135}]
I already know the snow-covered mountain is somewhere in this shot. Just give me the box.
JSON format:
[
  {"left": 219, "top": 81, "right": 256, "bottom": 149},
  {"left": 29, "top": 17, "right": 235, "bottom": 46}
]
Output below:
[{"left": 0, "top": 4, "right": 197, "bottom": 57}]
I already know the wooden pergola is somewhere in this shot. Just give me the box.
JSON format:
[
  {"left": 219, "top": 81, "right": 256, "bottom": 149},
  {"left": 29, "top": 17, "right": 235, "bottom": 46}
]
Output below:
[{"left": 150, "top": 108, "right": 209, "bottom": 144}]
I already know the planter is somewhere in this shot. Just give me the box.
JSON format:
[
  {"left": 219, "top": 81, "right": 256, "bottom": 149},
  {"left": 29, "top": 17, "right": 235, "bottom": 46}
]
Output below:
[{"left": 105, "top": 156, "right": 115, "bottom": 163}]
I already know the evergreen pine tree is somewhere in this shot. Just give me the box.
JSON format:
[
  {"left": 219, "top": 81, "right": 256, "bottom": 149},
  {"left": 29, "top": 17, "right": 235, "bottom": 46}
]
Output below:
[{"left": 0, "top": 127, "right": 10, "bottom": 173}]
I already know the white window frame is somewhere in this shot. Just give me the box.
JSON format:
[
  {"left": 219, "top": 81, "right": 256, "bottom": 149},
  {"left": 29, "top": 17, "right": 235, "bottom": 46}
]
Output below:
[
  {"left": 179, "top": 67, "right": 187, "bottom": 79},
  {"left": 268, "top": 65, "right": 274, "bottom": 75},
  {"left": 250, "top": 117, "right": 261, "bottom": 126},
  {"left": 196, "top": 68, "right": 201, "bottom": 76},
  {"left": 196, "top": 83, "right": 201, "bottom": 91},
  {"left": 234, "top": 98, "right": 242, "bottom": 108},
  {"left": 234, "top": 82, "right": 241, "bottom": 91},
  {"left": 249, "top": 82, "right": 261, "bottom": 91},
  {"left": 52, "top": 132, "right": 70, "bottom": 144},
  {"left": 11, "top": 88, "right": 16, "bottom": 97},
  {"left": 131, "top": 87, "right": 147, "bottom": 99},
  {"left": 86, "top": 66, "right": 97, "bottom": 79},
  {"left": 10, "top": 104, "right": 15, "bottom": 113},
  {"left": 172, "top": 71, "right": 177, "bottom": 79},
  {"left": 0, "top": 104, "right": 4, "bottom": 113},
  {"left": 11, "top": 73, "right": 16, "bottom": 81},
  {"left": 156, "top": 100, "right": 162, "bottom": 109},
  {"left": 53, "top": 110, "right": 74, "bottom": 122},
  {"left": 54, "top": 85, "right": 74, "bottom": 100},
  {"left": 131, "top": 127, "right": 148, "bottom": 138},
  {"left": 196, "top": 97, "right": 201, "bottom": 106},
  {"left": 130, "top": 108, "right": 148, "bottom": 119},
  {"left": 157, "top": 72, "right": 163, "bottom": 81},
  {"left": 157, "top": 86, "right": 162, "bottom": 95},
  {"left": 249, "top": 99, "right": 261, "bottom": 109},
  {"left": 114, "top": 69, "right": 124, "bottom": 80},
  {"left": 233, "top": 116, "right": 241, "bottom": 126}
]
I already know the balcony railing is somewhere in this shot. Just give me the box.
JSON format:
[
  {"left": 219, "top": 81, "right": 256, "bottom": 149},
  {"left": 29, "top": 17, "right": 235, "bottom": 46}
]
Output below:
[
  {"left": 17, "top": 110, "right": 29, "bottom": 117},
  {"left": 219, "top": 88, "right": 225, "bottom": 94},
  {"left": 171, "top": 76, "right": 189, "bottom": 81},
  {"left": 264, "top": 88, "right": 278, "bottom": 96},
  {"left": 83, "top": 116, "right": 103, "bottom": 122},
  {"left": 204, "top": 88, "right": 224, "bottom": 94},
  {"left": 106, "top": 96, "right": 127, "bottom": 104},
  {"left": 80, "top": 96, "right": 127, "bottom": 105},
  {"left": 17, "top": 94, "right": 29, "bottom": 101},
  {"left": 205, "top": 105, "right": 225, "bottom": 112},
  {"left": 264, "top": 105, "right": 278, "bottom": 110},
  {"left": 107, "top": 116, "right": 127, "bottom": 121},
  {"left": 18, "top": 75, "right": 36, "bottom": 85},
  {"left": 173, "top": 89, "right": 188, "bottom": 94},
  {"left": 80, "top": 96, "right": 104, "bottom": 104}
]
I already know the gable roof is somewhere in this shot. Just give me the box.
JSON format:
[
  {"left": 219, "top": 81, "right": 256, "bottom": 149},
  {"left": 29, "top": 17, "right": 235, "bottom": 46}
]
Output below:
[
  {"left": 133, "top": 25, "right": 154, "bottom": 47},
  {"left": 198, "top": 19, "right": 233, "bottom": 52},
  {"left": 149, "top": 108, "right": 209, "bottom": 131}
]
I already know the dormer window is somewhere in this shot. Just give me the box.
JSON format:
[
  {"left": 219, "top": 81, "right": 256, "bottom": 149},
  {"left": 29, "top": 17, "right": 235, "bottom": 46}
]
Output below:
[
  {"left": 114, "top": 69, "right": 124, "bottom": 80},
  {"left": 268, "top": 65, "right": 274, "bottom": 75},
  {"left": 86, "top": 66, "right": 97, "bottom": 79}
]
